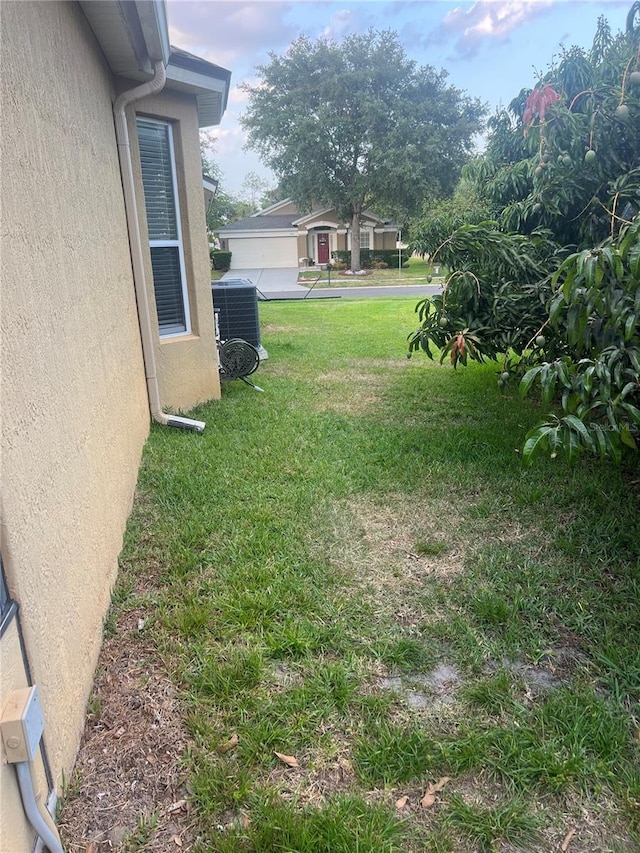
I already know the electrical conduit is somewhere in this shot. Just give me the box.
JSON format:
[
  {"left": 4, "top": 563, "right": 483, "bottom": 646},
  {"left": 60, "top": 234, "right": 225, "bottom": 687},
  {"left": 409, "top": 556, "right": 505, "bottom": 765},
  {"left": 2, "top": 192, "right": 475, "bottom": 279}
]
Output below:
[
  {"left": 15, "top": 762, "right": 63, "bottom": 853},
  {"left": 113, "top": 61, "right": 205, "bottom": 432}
]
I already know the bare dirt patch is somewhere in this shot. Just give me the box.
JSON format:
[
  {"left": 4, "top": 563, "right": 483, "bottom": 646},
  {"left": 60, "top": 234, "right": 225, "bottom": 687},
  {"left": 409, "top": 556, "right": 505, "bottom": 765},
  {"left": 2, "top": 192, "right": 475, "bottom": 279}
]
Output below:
[
  {"left": 58, "top": 609, "right": 194, "bottom": 852},
  {"left": 323, "top": 494, "right": 468, "bottom": 622}
]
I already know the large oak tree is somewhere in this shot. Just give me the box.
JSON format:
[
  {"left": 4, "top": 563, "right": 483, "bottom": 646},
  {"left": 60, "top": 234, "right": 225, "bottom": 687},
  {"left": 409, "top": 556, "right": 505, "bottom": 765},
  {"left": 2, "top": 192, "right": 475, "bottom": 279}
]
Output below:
[{"left": 240, "top": 30, "right": 485, "bottom": 270}]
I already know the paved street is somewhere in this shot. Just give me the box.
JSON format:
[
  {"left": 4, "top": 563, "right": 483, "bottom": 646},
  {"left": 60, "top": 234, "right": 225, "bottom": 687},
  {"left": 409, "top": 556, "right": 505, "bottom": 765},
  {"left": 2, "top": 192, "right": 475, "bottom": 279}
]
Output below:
[{"left": 220, "top": 268, "right": 442, "bottom": 300}]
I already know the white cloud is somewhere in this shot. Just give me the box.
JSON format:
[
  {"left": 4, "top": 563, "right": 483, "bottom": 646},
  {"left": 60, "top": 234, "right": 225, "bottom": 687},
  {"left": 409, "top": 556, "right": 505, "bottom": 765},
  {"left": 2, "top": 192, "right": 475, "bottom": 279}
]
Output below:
[
  {"left": 320, "top": 9, "right": 354, "bottom": 39},
  {"left": 167, "top": 1, "right": 298, "bottom": 70},
  {"left": 437, "top": 0, "right": 556, "bottom": 56}
]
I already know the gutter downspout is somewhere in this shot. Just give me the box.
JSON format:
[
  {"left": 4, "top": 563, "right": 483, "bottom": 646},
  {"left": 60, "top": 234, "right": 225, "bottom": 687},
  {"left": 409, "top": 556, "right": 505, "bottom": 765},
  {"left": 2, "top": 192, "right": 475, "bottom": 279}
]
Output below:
[{"left": 113, "top": 61, "right": 205, "bottom": 432}]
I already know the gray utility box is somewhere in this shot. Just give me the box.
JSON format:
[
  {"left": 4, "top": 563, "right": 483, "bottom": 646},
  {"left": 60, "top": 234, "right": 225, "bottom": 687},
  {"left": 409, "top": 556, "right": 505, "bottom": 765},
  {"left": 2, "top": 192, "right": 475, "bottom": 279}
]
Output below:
[{"left": 211, "top": 278, "right": 262, "bottom": 350}]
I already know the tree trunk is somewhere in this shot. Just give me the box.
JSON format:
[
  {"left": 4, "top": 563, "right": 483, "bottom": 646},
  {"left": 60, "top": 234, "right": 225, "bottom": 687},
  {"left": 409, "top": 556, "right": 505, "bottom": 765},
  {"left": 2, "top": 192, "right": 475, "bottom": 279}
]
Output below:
[{"left": 350, "top": 211, "right": 361, "bottom": 271}]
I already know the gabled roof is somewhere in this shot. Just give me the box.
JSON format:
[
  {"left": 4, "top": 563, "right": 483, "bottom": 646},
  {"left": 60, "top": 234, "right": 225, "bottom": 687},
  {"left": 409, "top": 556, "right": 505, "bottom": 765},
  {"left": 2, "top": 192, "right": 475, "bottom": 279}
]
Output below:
[
  {"left": 252, "top": 199, "right": 296, "bottom": 217},
  {"left": 217, "top": 215, "right": 297, "bottom": 234},
  {"left": 217, "top": 202, "right": 399, "bottom": 235}
]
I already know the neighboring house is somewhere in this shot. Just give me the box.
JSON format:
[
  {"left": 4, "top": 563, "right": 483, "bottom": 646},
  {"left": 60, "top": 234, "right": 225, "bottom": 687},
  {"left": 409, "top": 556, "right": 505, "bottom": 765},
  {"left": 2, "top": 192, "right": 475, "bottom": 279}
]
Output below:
[
  {"left": 216, "top": 199, "right": 399, "bottom": 269},
  {"left": 0, "top": 2, "right": 230, "bottom": 849}
]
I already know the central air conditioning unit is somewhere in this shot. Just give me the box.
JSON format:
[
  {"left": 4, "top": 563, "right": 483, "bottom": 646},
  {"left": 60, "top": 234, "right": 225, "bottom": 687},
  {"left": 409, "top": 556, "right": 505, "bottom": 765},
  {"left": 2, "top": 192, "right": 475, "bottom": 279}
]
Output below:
[{"left": 211, "top": 278, "right": 268, "bottom": 359}]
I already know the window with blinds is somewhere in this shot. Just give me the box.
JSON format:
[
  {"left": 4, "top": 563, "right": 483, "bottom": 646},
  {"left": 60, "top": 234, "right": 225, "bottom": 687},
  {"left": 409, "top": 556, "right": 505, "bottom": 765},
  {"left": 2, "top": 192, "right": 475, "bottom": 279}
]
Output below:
[{"left": 137, "top": 118, "right": 191, "bottom": 337}]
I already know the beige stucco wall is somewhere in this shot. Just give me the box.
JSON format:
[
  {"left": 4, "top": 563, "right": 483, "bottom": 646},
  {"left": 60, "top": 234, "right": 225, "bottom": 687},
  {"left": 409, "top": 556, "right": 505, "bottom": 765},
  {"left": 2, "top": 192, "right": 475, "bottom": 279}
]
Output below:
[
  {"left": 1, "top": 1, "right": 150, "bottom": 844},
  {"left": 130, "top": 89, "right": 221, "bottom": 411},
  {"left": 380, "top": 230, "right": 398, "bottom": 249}
]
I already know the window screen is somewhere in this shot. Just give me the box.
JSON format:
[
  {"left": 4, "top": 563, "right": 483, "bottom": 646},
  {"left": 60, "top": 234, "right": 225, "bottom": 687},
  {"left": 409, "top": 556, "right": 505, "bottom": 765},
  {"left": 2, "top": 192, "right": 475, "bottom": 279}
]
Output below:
[{"left": 137, "top": 118, "right": 190, "bottom": 336}]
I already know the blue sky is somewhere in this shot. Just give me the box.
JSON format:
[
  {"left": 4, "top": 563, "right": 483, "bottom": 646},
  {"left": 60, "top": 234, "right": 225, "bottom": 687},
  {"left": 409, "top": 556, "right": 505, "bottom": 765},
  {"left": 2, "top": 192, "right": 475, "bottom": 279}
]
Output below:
[{"left": 166, "top": 0, "right": 631, "bottom": 195}]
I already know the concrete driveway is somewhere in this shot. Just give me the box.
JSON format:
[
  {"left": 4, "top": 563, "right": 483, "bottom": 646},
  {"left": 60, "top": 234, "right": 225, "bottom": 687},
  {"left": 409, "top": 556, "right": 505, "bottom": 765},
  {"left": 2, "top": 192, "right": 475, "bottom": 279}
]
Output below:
[
  {"left": 221, "top": 268, "right": 307, "bottom": 298},
  {"left": 221, "top": 268, "right": 442, "bottom": 301}
]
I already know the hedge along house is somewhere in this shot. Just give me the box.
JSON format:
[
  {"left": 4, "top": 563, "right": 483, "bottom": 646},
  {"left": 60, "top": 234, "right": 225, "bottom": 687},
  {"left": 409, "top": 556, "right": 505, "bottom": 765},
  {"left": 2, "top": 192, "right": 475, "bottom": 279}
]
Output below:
[
  {"left": 0, "top": 2, "right": 229, "bottom": 850},
  {"left": 216, "top": 198, "right": 399, "bottom": 269}
]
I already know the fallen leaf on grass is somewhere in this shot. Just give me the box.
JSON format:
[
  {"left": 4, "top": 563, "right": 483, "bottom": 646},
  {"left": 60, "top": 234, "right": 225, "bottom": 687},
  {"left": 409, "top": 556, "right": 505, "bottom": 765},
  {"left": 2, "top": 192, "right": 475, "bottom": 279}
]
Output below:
[
  {"left": 217, "top": 733, "right": 239, "bottom": 754},
  {"left": 168, "top": 799, "right": 187, "bottom": 813},
  {"left": 561, "top": 828, "right": 576, "bottom": 851},
  {"left": 274, "top": 751, "right": 299, "bottom": 767},
  {"left": 395, "top": 796, "right": 409, "bottom": 810},
  {"left": 420, "top": 777, "right": 451, "bottom": 809},
  {"left": 172, "top": 836, "right": 183, "bottom": 848}
]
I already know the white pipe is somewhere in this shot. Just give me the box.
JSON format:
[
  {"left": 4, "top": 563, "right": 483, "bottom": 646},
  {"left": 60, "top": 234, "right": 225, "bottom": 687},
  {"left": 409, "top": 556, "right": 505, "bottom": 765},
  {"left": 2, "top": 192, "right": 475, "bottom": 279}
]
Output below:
[
  {"left": 113, "top": 62, "right": 205, "bottom": 433},
  {"left": 15, "top": 762, "right": 63, "bottom": 853}
]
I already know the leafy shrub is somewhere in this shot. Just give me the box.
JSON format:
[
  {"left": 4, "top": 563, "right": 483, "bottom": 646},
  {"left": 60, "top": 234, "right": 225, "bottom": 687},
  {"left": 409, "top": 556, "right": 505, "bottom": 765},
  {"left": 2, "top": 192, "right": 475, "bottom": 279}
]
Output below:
[
  {"left": 408, "top": 8, "right": 640, "bottom": 464},
  {"left": 520, "top": 218, "right": 640, "bottom": 464},
  {"left": 332, "top": 249, "right": 411, "bottom": 268},
  {"left": 211, "top": 250, "right": 232, "bottom": 270}
]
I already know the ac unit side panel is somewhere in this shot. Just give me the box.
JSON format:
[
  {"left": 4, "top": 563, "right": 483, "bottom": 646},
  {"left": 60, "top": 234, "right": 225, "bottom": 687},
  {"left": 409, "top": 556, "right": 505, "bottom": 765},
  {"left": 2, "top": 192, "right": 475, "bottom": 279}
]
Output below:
[{"left": 212, "top": 284, "right": 261, "bottom": 348}]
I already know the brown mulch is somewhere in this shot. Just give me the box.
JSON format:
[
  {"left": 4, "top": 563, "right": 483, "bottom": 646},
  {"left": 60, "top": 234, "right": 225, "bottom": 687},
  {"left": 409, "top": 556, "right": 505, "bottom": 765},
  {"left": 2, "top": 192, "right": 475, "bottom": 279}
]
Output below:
[{"left": 58, "top": 608, "right": 195, "bottom": 852}]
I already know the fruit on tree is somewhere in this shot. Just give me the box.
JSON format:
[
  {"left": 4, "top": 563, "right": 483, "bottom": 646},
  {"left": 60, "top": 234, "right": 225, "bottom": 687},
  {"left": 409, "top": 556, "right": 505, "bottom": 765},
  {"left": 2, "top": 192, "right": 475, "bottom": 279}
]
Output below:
[
  {"left": 438, "top": 315, "right": 448, "bottom": 328},
  {"left": 584, "top": 149, "right": 596, "bottom": 164},
  {"left": 535, "top": 335, "right": 546, "bottom": 346},
  {"left": 562, "top": 154, "right": 572, "bottom": 167},
  {"left": 615, "top": 104, "right": 630, "bottom": 121},
  {"left": 501, "top": 371, "right": 510, "bottom": 382},
  {"left": 629, "top": 71, "right": 640, "bottom": 86}
]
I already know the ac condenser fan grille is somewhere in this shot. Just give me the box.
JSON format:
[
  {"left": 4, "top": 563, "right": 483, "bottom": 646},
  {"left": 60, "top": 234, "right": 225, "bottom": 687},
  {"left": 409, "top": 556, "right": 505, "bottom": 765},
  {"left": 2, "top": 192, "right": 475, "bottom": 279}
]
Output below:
[{"left": 219, "top": 339, "right": 260, "bottom": 379}]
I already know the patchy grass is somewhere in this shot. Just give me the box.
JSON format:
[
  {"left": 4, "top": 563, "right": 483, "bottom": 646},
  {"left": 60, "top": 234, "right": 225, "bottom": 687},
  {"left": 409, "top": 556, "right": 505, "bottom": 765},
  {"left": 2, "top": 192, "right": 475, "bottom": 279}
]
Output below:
[{"left": 61, "top": 297, "right": 640, "bottom": 852}]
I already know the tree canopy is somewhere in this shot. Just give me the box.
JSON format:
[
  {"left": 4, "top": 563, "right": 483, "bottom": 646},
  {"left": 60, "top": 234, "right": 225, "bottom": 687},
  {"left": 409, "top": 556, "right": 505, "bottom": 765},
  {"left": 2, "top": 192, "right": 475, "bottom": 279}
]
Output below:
[
  {"left": 241, "top": 29, "right": 485, "bottom": 269},
  {"left": 409, "top": 7, "right": 640, "bottom": 464}
]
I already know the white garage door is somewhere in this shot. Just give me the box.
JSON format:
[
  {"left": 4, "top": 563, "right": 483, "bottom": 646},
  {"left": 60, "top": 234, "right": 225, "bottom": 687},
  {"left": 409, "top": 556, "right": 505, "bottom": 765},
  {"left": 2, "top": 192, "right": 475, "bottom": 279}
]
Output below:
[{"left": 229, "top": 236, "right": 298, "bottom": 269}]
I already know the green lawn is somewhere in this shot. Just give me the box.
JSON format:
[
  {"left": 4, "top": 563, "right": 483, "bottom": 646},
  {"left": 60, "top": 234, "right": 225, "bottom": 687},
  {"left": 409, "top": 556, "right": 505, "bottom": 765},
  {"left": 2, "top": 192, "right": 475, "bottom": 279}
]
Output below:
[{"left": 97, "top": 298, "right": 640, "bottom": 851}]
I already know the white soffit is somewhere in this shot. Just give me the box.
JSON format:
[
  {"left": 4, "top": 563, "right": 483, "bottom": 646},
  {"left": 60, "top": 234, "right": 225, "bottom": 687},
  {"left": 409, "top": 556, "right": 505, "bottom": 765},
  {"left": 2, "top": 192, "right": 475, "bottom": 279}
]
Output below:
[
  {"left": 165, "top": 65, "right": 227, "bottom": 127},
  {"left": 80, "top": 0, "right": 169, "bottom": 75}
]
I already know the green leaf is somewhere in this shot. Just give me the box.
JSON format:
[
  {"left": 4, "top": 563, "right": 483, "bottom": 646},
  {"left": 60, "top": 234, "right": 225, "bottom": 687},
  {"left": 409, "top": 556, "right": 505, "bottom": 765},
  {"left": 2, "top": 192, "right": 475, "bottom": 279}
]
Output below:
[
  {"left": 562, "top": 414, "right": 594, "bottom": 449},
  {"left": 592, "top": 426, "right": 608, "bottom": 457},
  {"left": 563, "top": 427, "right": 582, "bottom": 464},
  {"left": 620, "top": 425, "right": 637, "bottom": 449},
  {"left": 621, "top": 403, "right": 640, "bottom": 426},
  {"left": 629, "top": 241, "right": 640, "bottom": 280},
  {"left": 604, "top": 431, "right": 623, "bottom": 465},
  {"left": 540, "top": 366, "right": 558, "bottom": 406},
  {"left": 519, "top": 365, "right": 544, "bottom": 398},
  {"left": 624, "top": 313, "right": 636, "bottom": 342},
  {"left": 522, "top": 425, "right": 553, "bottom": 465}
]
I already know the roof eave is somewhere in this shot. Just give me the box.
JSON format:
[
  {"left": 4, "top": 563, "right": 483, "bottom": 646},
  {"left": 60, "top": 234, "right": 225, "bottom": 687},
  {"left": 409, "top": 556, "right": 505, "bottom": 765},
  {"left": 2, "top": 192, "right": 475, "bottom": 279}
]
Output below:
[
  {"left": 79, "top": 0, "right": 170, "bottom": 75},
  {"left": 80, "top": 2, "right": 231, "bottom": 127},
  {"left": 165, "top": 58, "right": 231, "bottom": 127}
]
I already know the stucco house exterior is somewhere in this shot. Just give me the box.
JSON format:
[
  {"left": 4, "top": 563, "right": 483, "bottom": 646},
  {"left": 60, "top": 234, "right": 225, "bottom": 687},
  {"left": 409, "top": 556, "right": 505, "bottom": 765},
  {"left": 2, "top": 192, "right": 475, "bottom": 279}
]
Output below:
[
  {"left": 216, "top": 199, "right": 399, "bottom": 269},
  {"left": 0, "top": 2, "right": 229, "bottom": 849}
]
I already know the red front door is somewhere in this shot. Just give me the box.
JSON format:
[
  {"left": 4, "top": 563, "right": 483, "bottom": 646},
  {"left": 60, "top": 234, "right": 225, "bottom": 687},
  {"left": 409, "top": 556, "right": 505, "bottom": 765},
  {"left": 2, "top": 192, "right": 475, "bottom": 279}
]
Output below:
[{"left": 317, "top": 233, "right": 330, "bottom": 264}]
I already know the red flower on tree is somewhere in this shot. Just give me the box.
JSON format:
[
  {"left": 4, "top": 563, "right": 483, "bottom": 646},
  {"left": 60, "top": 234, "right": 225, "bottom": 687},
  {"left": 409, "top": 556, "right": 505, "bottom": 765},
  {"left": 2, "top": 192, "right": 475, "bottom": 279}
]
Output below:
[{"left": 523, "top": 84, "right": 562, "bottom": 132}]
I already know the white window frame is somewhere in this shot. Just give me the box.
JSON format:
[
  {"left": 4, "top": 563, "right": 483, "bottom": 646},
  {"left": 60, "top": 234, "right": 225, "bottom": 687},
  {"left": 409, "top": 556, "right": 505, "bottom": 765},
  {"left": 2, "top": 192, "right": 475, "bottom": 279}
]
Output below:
[
  {"left": 137, "top": 117, "right": 191, "bottom": 338},
  {"left": 348, "top": 228, "right": 372, "bottom": 251}
]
